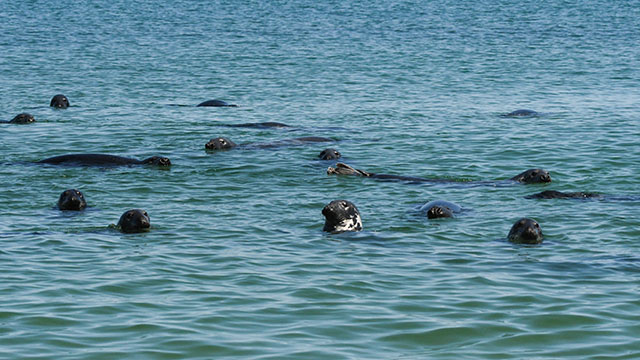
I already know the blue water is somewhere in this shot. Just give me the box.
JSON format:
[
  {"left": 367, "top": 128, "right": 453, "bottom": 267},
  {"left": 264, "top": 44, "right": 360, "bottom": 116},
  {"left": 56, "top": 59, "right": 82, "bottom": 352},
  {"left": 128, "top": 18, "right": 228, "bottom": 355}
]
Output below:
[{"left": 1, "top": 1, "right": 639, "bottom": 358}]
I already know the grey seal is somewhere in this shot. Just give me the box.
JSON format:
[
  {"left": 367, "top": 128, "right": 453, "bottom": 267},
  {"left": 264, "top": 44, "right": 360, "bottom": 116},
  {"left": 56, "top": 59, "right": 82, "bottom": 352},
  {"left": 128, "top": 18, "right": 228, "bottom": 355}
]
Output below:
[
  {"left": 319, "top": 148, "right": 341, "bottom": 160},
  {"left": 205, "top": 136, "right": 333, "bottom": 150},
  {"left": 117, "top": 209, "right": 151, "bottom": 233},
  {"left": 525, "top": 190, "right": 601, "bottom": 199},
  {"left": 327, "top": 163, "right": 551, "bottom": 185},
  {"left": 507, "top": 218, "right": 543, "bottom": 244},
  {"left": 322, "top": 200, "right": 362, "bottom": 233},
  {"left": 197, "top": 99, "right": 238, "bottom": 107},
  {"left": 2, "top": 113, "right": 35, "bottom": 124},
  {"left": 224, "top": 122, "right": 289, "bottom": 129},
  {"left": 37, "top": 154, "right": 171, "bottom": 167},
  {"left": 50, "top": 94, "right": 70, "bottom": 108},
  {"left": 419, "top": 200, "right": 462, "bottom": 219},
  {"left": 501, "top": 109, "right": 539, "bottom": 117},
  {"left": 57, "top": 189, "right": 86, "bottom": 211}
]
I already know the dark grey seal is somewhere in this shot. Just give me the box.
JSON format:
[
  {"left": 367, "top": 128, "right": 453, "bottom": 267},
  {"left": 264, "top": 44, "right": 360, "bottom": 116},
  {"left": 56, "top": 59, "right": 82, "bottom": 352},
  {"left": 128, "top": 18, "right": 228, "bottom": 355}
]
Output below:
[
  {"left": 205, "top": 136, "right": 333, "bottom": 150},
  {"left": 507, "top": 218, "right": 543, "bottom": 244},
  {"left": 57, "top": 189, "right": 86, "bottom": 211},
  {"left": 2, "top": 113, "right": 35, "bottom": 124},
  {"left": 327, "top": 163, "right": 551, "bottom": 185},
  {"left": 322, "top": 200, "right": 362, "bottom": 233},
  {"left": 319, "top": 148, "right": 341, "bottom": 160},
  {"left": 419, "top": 200, "right": 462, "bottom": 219},
  {"left": 224, "top": 122, "right": 290, "bottom": 129},
  {"left": 117, "top": 209, "right": 151, "bottom": 233},
  {"left": 501, "top": 109, "right": 539, "bottom": 117},
  {"left": 525, "top": 190, "right": 601, "bottom": 199},
  {"left": 50, "top": 94, "right": 70, "bottom": 108},
  {"left": 37, "top": 154, "right": 171, "bottom": 167},
  {"left": 197, "top": 99, "right": 238, "bottom": 107}
]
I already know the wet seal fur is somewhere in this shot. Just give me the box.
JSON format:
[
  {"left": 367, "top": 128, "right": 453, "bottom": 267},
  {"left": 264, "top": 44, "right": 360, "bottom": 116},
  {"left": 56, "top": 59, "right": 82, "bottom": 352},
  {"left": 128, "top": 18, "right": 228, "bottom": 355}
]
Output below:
[
  {"left": 322, "top": 200, "right": 362, "bottom": 233},
  {"left": 2, "top": 113, "right": 35, "bottom": 124},
  {"left": 525, "top": 190, "right": 601, "bottom": 199},
  {"left": 37, "top": 154, "right": 171, "bottom": 167},
  {"left": 420, "top": 200, "right": 461, "bottom": 219},
  {"left": 507, "top": 218, "right": 543, "bottom": 244},
  {"left": 501, "top": 109, "right": 539, "bottom": 117},
  {"left": 57, "top": 189, "right": 87, "bottom": 211},
  {"left": 327, "top": 163, "right": 551, "bottom": 185},
  {"left": 319, "top": 148, "right": 341, "bottom": 160},
  {"left": 205, "top": 136, "right": 334, "bottom": 150},
  {"left": 224, "top": 122, "right": 289, "bottom": 129},
  {"left": 197, "top": 99, "right": 238, "bottom": 107},
  {"left": 117, "top": 209, "right": 151, "bottom": 233},
  {"left": 50, "top": 94, "right": 70, "bottom": 108}
]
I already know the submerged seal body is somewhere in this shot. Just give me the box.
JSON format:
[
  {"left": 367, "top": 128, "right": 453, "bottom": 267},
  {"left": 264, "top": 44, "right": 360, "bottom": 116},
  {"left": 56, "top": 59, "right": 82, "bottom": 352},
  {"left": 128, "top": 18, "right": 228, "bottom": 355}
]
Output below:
[
  {"left": 225, "top": 122, "right": 289, "bottom": 129},
  {"left": 525, "top": 190, "right": 601, "bottom": 199},
  {"left": 197, "top": 99, "right": 238, "bottom": 107},
  {"left": 57, "top": 189, "right": 86, "bottom": 210},
  {"left": 205, "top": 136, "right": 334, "bottom": 150},
  {"left": 507, "top": 218, "right": 543, "bottom": 244},
  {"left": 420, "top": 200, "right": 462, "bottom": 219},
  {"left": 117, "top": 209, "right": 151, "bottom": 233},
  {"left": 2, "top": 113, "right": 35, "bottom": 124},
  {"left": 322, "top": 200, "right": 362, "bottom": 233},
  {"left": 319, "top": 148, "right": 341, "bottom": 160},
  {"left": 50, "top": 94, "right": 70, "bottom": 108},
  {"left": 501, "top": 109, "right": 539, "bottom": 117},
  {"left": 327, "top": 163, "right": 550, "bottom": 185},
  {"left": 38, "top": 154, "right": 171, "bottom": 167}
]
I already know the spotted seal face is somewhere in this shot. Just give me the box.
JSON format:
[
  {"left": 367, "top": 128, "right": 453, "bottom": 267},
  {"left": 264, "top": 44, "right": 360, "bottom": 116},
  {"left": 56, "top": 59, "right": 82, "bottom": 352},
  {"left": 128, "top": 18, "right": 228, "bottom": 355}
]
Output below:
[
  {"left": 57, "top": 189, "right": 86, "bottom": 211},
  {"left": 50, "top": 94, "right": 70, "bottom": 108},
  {"left": 510, "top": 169, "right": 551, "bottom": 184},
  {"left": 9, "top": 113, "right": 35, "bottom": 124},
  {"left": 117, "top": 209, "right": 151, "bottom": 233},
  {"left": 319, "top": 148, "right": 341, "bottom": 160},
  {"left": 205, "top": 137, "right": 237, "bottom": 150},
  {"left": 322, "top": 200, "right": 362, "bottom": 233},
  {"left": 141, "top": 156, "right": 171, "bottom": 166},
  {"left": 507, "top": 218, "right": 543, "bottom": 244}
]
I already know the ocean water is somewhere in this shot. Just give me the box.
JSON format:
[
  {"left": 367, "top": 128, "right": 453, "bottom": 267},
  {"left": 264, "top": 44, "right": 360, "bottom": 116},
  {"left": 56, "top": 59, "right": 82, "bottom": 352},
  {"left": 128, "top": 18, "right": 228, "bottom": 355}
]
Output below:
[{"left": 1, "top": 0, "right": 639, "bottom": 358}]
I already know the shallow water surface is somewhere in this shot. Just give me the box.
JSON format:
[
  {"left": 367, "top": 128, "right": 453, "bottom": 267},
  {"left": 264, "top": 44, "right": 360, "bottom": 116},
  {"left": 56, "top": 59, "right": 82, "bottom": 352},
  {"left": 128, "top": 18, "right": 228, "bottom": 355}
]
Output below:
[{"left": 1, "top": 1, "right": 639, "bottom": 359}]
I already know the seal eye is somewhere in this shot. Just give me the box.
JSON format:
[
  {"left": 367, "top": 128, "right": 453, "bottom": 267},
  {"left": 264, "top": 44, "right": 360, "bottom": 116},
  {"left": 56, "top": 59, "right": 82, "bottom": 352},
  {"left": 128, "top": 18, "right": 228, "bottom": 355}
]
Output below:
[{"left": 143, "top": 211, "right": 148, "bottom": 217}]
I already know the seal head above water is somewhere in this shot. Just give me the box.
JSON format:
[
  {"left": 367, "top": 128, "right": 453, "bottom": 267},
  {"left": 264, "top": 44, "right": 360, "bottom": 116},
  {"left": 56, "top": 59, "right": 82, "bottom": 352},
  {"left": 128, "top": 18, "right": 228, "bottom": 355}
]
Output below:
[
  {"left": 117, "top": 209, "right": 151, "bottom": 233},
  {"left": 205, "top": 137, "right": 237, "bottom": 150},
  {"left": 420, "top": 200, "right": 461, "bottom": 219},
  {"left": 507, "top": 218, "right": 543, "bottom": 244},
  {"left": 510, "top": 169, "right": 551, "bottom": 184},
  {"left": 57, "top": 189, "right": 86, "bottom": 211},
  {"left": 3, "top": 113, "right": 36, "bottom": 124},
  {"left": 50, "top": 94, "right": 70, "bottom": 108},
  {"left": 322, "top": 200, "right": 362, "bottom": 233},
  {"left": 319, "top": 148, "right": 341, "bottom": 160}
]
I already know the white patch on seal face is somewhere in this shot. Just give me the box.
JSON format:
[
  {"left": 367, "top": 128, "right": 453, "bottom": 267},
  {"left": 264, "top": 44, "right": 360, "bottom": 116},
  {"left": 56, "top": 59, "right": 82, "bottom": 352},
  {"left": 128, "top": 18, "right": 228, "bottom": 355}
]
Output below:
[{"left": 333, "top": 212, "right": 362, "bottom": 232}]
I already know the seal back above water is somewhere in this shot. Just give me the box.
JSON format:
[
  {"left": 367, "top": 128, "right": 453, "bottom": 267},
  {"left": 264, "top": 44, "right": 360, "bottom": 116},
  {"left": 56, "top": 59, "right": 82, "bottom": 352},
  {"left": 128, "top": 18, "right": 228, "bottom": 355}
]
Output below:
[
  {"left": 197, "top": 99, "right": 238, "bottom": 107},
  {"left": 37, "top": 154, "right": 171, "bottom": 167}
]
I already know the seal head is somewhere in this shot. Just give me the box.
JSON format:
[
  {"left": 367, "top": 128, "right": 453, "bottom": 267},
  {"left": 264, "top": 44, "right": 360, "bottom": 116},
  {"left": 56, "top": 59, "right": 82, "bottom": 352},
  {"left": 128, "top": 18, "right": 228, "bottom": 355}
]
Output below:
[
  {"left": 141, "top": 156, "right": 172, "bottom": 166},
  {"left": 117, "top": 209, "right": 151, "bottom": 233},
  {"left": 50, "top": 94, "right": 70, "bottom": 108},
  {"left": 322, "top": 200, "right": 362, "bottom": 233},
  {"left": 205, "top": 137, "right": 237, "bottom": 150},
  {"left": 510, "top": 169, "right": 551, "bottom": 184},
  {"left": 57, "top": 189, "right": 86, "bottom": 210},
  {"left": 319, "top": 148, "right": 341, "bottom": 160},
  {"left": 507, "top": 218, "right": 543, "bottom": 244},
  {"left": 9, "top": 113, "right": 35, "bottom": 124},
  {"left": 197, "top": 99, "right": 238, "bottom": 107},
  {"left": 420, "top": 200, "right": 461, "bottom": 219}
]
